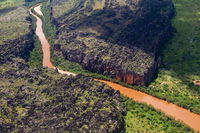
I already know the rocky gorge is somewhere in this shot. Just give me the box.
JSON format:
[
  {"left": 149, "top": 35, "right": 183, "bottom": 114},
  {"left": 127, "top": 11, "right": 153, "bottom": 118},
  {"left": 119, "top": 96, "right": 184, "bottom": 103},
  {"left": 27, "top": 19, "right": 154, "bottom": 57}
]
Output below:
[
  {"left": 0, "top": 5, "right": 34, "bottom": 64},
  {"left": 0, "top": 1, "right": 125, "bottom": 132},
  {"left": 51, "top": 0, "right": 174, "bottom": 85},
  {"left": 0, "top": 58, "right": 125, "bottom": 132},
  {"left": 1, "top": 0, "right": 200, "bottom": 132},
  {"left": 0, "top": 33, "right": 34, "bottom": 64}
]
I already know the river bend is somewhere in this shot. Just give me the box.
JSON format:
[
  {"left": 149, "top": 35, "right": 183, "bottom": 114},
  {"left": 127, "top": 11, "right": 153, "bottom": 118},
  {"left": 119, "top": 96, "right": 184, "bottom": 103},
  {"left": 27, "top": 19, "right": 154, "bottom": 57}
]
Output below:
[{"left": 30, "top": 5, "right": 200, "bottom": 132}]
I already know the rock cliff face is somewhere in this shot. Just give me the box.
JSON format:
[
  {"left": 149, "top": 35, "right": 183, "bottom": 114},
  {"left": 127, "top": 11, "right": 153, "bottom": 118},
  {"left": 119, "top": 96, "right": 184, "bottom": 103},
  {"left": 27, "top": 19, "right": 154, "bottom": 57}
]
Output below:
[
  {"left": 0, "top": 5, "right": 34, "bottom": 64},
  {"left": 0, "top": 33, "right": 34, "bottom": 64},
  {"left": 0, "top": 58, "right": 125, "bottom": 132},
  {"left": 0, "top": 1, "right": 125, "bottom": 132},
  {"left": 51, "top": 0, "right": 174, "bottom": 86}
]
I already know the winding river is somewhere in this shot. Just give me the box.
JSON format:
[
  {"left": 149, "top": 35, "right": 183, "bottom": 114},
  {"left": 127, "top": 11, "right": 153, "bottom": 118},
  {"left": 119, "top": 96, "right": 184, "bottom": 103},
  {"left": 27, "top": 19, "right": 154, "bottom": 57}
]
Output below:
[{"left": 30, "top": 5, "right": 200, "bottom": 132}]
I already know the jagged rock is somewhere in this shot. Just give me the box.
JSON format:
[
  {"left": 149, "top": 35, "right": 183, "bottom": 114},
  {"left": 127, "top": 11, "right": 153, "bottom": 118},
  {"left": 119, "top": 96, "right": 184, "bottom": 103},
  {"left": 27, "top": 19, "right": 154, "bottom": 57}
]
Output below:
[
  {"left": 51, "top": 0, "right": 174, "bottom": 86},
  {"left": 0, "top": 32, "right": 34, "bottom": 64},
  {"left": 53, "top": 44, "right": 61, "bottom": 51},
  {"left": 0, "top": 59, "right": 125, "bottom": 132}
]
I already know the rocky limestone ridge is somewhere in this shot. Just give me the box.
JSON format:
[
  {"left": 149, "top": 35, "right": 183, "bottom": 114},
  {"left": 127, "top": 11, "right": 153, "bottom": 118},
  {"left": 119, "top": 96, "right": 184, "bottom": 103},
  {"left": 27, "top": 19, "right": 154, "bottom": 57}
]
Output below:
[
  {"left": 0, "top": 2, "right": 125, "bottom": 132},
  {"left": 51, "top": 0, "right": 174, "bottom": 86},
  {"left": 0, "top": 5, "right": 34, "bottom": 64},
  {"left": 0, "top": 32, "right": 34, "bottom": 64},
  {"left": 0, "top": 58, "right": 125, "bottom": 132}
]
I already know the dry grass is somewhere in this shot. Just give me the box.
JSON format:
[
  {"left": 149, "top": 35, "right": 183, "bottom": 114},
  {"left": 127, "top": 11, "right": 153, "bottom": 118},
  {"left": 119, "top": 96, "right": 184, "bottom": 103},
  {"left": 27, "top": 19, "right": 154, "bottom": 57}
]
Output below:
[
  {"left": 52, "top": 0, "right": 80, "bottom": 18},
  {"left": 93, "top": 0, "right": 105, "bottom": 10},
  {"left": 0, "top": 0, "right": 24, "bottom": 10},
  {"left": 0, "top": 5, "right": 30, "bottom": 45}
]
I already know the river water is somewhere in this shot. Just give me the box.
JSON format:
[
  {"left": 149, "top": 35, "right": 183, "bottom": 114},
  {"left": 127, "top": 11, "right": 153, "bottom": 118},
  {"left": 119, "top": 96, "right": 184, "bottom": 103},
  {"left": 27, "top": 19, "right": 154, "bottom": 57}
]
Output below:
[{"left": 30, "top": 5, "right": 200, "bottom": 132}]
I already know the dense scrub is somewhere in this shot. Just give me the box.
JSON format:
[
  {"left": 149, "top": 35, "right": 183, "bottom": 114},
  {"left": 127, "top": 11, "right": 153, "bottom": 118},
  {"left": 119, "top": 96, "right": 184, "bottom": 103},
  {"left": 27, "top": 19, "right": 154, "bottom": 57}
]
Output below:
[
  {"left": 28, "top": 8, "right": 43, "bottom": 67},
  {"left": 0, "top": 58, "right": 125, "bottom": 132},
  {"left": 50, "top": 0, "right": 174, "bottom": 85},
  {"left": 124, "top": 98, "right": 193, "bottom": 132},
  {"left": 0, "top": 58, "right": 193, "bottom": 132},
  {"left": 40, "top": 1, "right": 195, "bottom": 132},
  {"left": 48, "top": 0, "right": 200, "bottom": 115},
  {"left": 0, "top": 0, "right": 196, "bottom": 132},
  {"left": 0, "top": 1, "right": 125, "bottom": 132},
  {"left": 143, "top": 0, "right": 200, "bottom": 114}
]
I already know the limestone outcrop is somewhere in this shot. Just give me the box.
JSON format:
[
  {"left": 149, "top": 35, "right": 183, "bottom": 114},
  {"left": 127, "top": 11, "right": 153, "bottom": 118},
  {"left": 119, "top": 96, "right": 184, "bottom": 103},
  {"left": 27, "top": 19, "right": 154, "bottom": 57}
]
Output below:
[{"left": 51, "top": 0, "right": 174, "bottom": 86}]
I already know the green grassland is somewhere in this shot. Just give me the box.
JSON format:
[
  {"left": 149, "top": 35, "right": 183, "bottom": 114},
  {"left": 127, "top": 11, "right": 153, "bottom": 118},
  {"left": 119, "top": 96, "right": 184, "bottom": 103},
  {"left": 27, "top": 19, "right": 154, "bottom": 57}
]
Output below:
[
  {"left": 0, "top": 0, "right": 30, "bottom": 45},
  {"left": 145, "top": 0, "right": 200, "bottom": 114},
  {"left": 124, "top": 98, "right": 193, "bottom": 133}
]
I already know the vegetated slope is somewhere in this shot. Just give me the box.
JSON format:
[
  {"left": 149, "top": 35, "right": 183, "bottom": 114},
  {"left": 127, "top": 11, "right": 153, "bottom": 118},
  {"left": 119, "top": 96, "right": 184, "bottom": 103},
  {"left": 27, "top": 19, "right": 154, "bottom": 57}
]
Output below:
[
  {"left": 50, "top": 0, "right": 174, "bottom": 86},
  {"left": 124, "top": 98, "right": 193, "bottom": 133},
  {"left": 0, "top": 1, "right": 125, "bottom": 132},
  {"left": 0, "top": 58, "right": 124, "bottom": 132},
  {"left": 25, "top": 0, "right": 47, "bottom": 7},
  {"left": 0, "top": 0, "right": 33, "bottom": 63},
  {"left": 144, "top": 0, "right": 200, "bottom": 115},
  {"left": 28, "top": 2, "right": 195, "bottom": 132},
  {"left": 0, "top": 0, "right": 24, "bottom": 9}
]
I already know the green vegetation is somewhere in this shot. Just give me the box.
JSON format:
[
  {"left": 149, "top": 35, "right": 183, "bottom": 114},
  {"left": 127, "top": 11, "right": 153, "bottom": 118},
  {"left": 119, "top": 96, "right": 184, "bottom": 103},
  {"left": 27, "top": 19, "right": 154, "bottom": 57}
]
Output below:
[
  {"left": 0, "top": 0, "right": 33, "bottom": 63},
  {"left": 41, "top": 1, "right": 123, "bottom": 82},
  {"left": 52, "top": 0, "right": 80, "bottom": 18},
  {"left": 25, "top": 0, "right": 46, "bottom": 7},
  {"left": 51, "top": 0, "right": 200, "bottom": 115},
  {"left": 0, "top": 1, "right": 124, "bottom": 132},
  {"left": 51, "top": 0, "right": 160, "bottom": 80},
  {"left": 124, "top": 98, "right": 193, "bottom": 132},
  {"left": 41, "top": 1, "right": 56, "bottom": 46},
  {"left": 50, "top": 0, "right": 175, "bottom": 86},
  {"left": 0, "top": 0, "right": 24, "bottom": 9},
  {"left": 0, "top": 0, "right": 30, "bottom": 45},
  {"left": 144, "top": 0, "right": 200, "bottom": 114},
  {"left": 0, "top": 58, "right": 124, "bottom": 132},
  {"left": 28, "top": 35, "right": 43, "bottom": 67},
  {"left": 28, "top": 6, "right": 43, "bottom": 67},
  {"left": 30, "top": 0, "right": 199, "bottom": 132},
  {"left": 26, "top": 0, "right": 55, "bottom": 67}
]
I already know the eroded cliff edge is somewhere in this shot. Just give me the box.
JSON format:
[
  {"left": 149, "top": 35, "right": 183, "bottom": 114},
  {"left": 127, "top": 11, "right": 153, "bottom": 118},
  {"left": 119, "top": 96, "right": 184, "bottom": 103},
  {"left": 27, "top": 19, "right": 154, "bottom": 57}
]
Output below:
[
  {"left": 0, "top": 58, "right": 124, "bottom": 132},
  {"left": 0, "top": 6, "right": 33, "bottom": 64},
  {"left": 0, "top": 3, "right": 34, "bottom": 64},
  {"left": 0, "top": 1, "right": 125, "bottom": 132},
  {"left": 51, "top": 0, "right": 174, "bottom": 86}
]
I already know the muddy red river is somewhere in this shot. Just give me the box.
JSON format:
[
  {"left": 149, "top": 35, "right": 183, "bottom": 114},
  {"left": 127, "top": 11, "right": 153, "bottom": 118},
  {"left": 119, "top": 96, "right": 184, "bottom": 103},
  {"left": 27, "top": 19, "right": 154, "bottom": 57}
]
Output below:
[{"left": 30, "top": 5, "right": 200, "bottom": 132}]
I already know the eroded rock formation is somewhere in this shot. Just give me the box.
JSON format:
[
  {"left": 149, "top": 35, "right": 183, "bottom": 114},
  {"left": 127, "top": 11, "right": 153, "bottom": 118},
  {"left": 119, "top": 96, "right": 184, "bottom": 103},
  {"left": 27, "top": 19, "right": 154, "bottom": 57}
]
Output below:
[
  {"left": 51, "top": 0, "right": 174, "bottom": 86},
  {"left": 0, "top": 33, "right": 34, "bottom": 64},
  {"left": 0, "top": 58, "right": 125, "bottom": 132},
  {"left": 0, "top": 5, "right": 34, "bottom": 64}
]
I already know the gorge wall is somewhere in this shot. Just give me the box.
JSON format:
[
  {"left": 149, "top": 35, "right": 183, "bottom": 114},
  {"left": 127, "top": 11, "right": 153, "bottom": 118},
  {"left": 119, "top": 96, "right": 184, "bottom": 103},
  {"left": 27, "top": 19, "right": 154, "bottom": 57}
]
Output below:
[
  {"left": 0, "top": 5, "right": 34, "bottom": 64},
  {"left": 0, "top": 1, "right": 125, "bottom": 132},
  {"left": 51, "top": 0, "right": 174, "bottom": 86},
  {"left": 0, "top": 33, "right": 34, "bottom": 64},
  {"left": 0, "top": 58, "right": 125, "bottom": 132}
]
